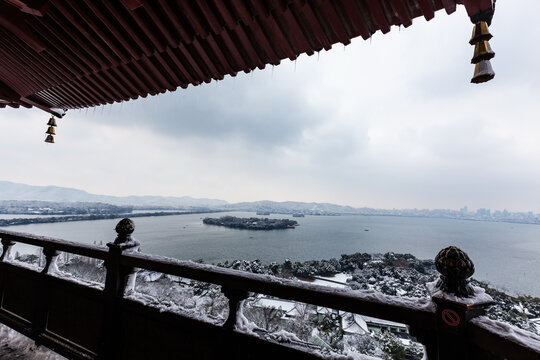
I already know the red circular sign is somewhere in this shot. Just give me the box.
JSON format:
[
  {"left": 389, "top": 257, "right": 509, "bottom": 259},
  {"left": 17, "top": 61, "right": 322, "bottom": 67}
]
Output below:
[{"left": 442, "top": 309, "right": 460, "bottom": 327}]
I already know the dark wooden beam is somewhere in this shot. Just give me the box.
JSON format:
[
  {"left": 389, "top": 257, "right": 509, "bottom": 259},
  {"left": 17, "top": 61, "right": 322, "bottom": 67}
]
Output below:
[
  {"left": 390, "top": 0, "right": 413, "bottom": 27},
  {"left": 417, "top": 0, "right": 435, "bottom": 21},
  {"left": 462, "top": 0, "right": 493, "bottom": 17},
  {"left": 441, "top": 0, "right": 457, "bottom": 14},
  {"left": 5, "top": 0, "right": 49, "bottom": 16},
  {"left": 365, "top": 0, "right": 391, "bottom": 34},
  {"left": 0, "top": 79, "right": 20, "bottom": 101},
  {"left": 0, "top": 1, "right": 46, "bottom": 52},
  {"left": 120, "top": 0, "right": 142, "bottom": 11}
]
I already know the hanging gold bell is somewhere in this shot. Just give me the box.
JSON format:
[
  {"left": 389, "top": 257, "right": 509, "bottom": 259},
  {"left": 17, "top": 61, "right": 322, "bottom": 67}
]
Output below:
[
  {"left": 47, "top": 117, "right": 57, "bottom": 127},
  {"left": 44, "top": 134, "right": 55, "bottom": 143},
  {"left": 469, "top": 22, "right": 492, "bottom": 45},
  {"left": 471, "top": 40, "right": 495, "bottom": 64},
  {"left": 45, "top": 126, "right": 56, "bottom": 135},
  {"left": 471, "top": 60, "right": 495, "bottom": 84}
]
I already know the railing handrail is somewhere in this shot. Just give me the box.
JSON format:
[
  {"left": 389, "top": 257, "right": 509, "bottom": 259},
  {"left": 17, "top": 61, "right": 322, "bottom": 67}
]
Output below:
[
  {"left": 0, "top": 228, "right": 435, "bottom": 328},
  {"left": 119, "top": 251, "right": 436, "bottom": 329},
  {"left": 0, "top": 229, "right": 108, "bottom": 260}
]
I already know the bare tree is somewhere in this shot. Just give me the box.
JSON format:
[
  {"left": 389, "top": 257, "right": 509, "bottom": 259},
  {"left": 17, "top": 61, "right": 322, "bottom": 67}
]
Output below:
[{"left": 243, "top": 298, "right": 284, "bottom": 331}]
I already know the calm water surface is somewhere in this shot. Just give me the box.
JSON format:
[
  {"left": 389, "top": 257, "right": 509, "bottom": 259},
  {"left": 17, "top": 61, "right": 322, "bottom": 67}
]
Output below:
[{"left": 2, "top": 212, "right": 539, "bottom": 296}]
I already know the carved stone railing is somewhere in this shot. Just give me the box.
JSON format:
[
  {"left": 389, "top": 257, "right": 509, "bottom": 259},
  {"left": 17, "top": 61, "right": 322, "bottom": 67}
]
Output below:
[{"left": 0, "top": 219, "right": 539, "bottom": 360}]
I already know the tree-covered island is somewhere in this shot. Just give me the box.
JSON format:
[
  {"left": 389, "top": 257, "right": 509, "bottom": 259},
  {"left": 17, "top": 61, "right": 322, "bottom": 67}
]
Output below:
[{"left": 203, "top": 216, "right": 297, "bottom": 230}]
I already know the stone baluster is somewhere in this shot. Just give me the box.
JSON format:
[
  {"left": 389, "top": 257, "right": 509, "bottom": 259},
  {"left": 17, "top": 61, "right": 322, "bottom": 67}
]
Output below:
[
  {"left": 222, "top": 287, "right": 249, "bottom": 331},
  {"left": 0, "top": 237, "right": 15, "bottom": 261},
  {"left": 41, "top": 247, "right": 60, "bottom": 274}
]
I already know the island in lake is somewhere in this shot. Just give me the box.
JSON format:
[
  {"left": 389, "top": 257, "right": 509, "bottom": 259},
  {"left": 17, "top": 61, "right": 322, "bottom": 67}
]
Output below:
[{"left": 203, "top": 216, "right": 298, "bottom": 230}]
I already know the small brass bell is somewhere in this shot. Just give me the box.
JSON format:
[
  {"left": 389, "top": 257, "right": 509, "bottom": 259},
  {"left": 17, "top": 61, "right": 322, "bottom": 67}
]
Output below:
[
  {"left": 469, "top": 22, "right": 492, "bottom": 45},
  {"left": 44, "top": 134, "right": 55, "bottom": 143},
  {"left": 471, "top": 40, "right": 495, "bottom": 64},
  {"left": 45, "top": 126, "right": 56, "bottom": 135},
  {"left": 47, "top": 117, "right": 57, "bottom": 127},
  {"left": 471, "top": 60, "right": 495, "bottom": 84}
]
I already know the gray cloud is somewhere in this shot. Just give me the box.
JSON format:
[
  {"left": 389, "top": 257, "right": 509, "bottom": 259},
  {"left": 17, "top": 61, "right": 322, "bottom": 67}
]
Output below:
[{"left": 87, "top": 69, "right": 326, "bottom": 149}]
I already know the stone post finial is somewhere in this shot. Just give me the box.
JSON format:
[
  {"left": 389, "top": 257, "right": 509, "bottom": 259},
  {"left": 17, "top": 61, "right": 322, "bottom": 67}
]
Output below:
[
  {"left": 106, "top": 218, "right": 139, "bottom": 297},
  {"left": 435, "top": 246, "right": 475, "bottom": 297},
  {"left": 114, "top": 218, "right": 135, "bottom": 245}
]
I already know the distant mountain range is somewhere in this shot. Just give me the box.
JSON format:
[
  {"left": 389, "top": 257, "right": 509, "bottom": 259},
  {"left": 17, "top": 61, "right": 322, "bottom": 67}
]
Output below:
[
  {"left": 0, "top": 181, "right": 361, "bottom": 214},
  {"left": 224, "top": 200, "right": 360, "bottom": 215},
  {"left": 0, "top": 181, "right": 228, "bottom": 208}
]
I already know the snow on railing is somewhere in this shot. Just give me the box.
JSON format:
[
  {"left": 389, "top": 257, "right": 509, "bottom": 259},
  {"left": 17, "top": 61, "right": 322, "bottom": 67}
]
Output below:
[
  {"left": 472, "top": 316, "right": 540, "bottom": 352},
  {"left": 0, "top": 228, "right": 108, "bottom": 260},
  {"left": 469, "top": 316, "right": 540, "bottom": 360}
]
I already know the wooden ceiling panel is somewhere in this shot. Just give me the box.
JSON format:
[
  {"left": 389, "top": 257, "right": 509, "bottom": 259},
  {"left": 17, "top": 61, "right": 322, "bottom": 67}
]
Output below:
[{"left": 0, "top": 0, "right": 491, "bottom": 115}]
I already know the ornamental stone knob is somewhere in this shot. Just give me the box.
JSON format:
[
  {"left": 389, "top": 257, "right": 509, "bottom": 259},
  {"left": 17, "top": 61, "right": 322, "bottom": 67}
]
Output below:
[
  {"left": 435, "top": 246, "right": 475, "bottom": 297},
  {"left": 114, "top": 218, "right": 135, "bottom": 245}
]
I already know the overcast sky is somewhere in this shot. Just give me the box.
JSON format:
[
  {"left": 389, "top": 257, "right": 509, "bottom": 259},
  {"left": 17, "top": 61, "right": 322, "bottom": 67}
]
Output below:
[{"left": 2, "top": 2, "right": 540, "bottom": 212}]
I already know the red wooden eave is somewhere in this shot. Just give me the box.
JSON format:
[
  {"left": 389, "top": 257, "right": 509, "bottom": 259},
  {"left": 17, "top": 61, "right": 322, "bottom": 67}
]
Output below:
[{"left": 0, "top": 0, "right": 494, "bottom": 117}]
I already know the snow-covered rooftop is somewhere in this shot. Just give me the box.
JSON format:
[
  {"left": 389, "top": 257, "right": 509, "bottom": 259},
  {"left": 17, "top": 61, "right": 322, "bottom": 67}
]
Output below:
[{"left": 361, "top": 315, "right": 407, "bottom": 329}]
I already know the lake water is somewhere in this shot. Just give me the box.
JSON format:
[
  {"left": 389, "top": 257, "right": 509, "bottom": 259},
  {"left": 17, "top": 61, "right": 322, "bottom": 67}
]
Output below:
[{"left": 1, "top": 212, "right": 539, "bottom": 297}]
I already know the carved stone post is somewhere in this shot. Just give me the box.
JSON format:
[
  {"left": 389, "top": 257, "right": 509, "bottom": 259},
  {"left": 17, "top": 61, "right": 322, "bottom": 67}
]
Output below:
[
  {"left": 428, "top": 246, "right": 494, "bottom": 360},
  {"left": 41, "top": 247, "right": 60, "bottom": 274},
  {"left": 0, "top": 237, "right": 15, "bottom": 261},
  {"left": 104, "top": 218, "right": 140, "bottom": 296},
  {"left": 100, "top": 219, "right": 140, "bottom": 359},
  {"left": 222, "top": 287, "right": 249, "bottom": 331}
]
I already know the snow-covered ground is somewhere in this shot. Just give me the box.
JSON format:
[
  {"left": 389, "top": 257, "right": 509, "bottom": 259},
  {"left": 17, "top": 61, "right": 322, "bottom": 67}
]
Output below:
[{"left": 0, "top": 324, "right": 65, "bottom": 359}]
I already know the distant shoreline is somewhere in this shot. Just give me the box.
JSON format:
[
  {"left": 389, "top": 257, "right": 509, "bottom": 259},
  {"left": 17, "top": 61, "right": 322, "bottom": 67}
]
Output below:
[
  {"left": 0, "top": 210, "right": 224, "bottom": 227},
  {"left": 350, "top": 213, "right": 540, "bottom": 227},
  {"left": 3, "top": 210, "right": 540, "bottom": 228}
]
